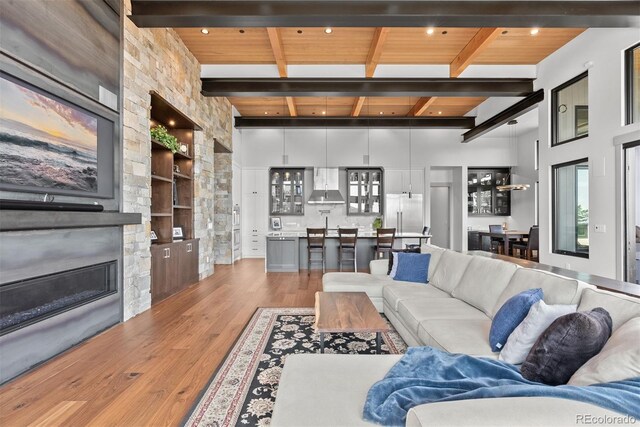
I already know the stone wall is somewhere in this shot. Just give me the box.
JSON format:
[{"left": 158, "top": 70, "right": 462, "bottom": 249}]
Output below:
[
  {"left": 122, "top": 0, "right": 232, "bottom": 320},
  {"left": 214, "top": 152, "right": 233, "bottom": 264}
]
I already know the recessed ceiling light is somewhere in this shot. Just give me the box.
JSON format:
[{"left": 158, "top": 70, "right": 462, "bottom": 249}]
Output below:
[
  {"left": 502, "top": 30, "right": 508, "bottom": 35},
  {"left": 168, "top": 120, "right": 176, "bottom": 126},
  {"left": 200, "top": 28, "right": 209, "bottom": 35},
  {"left": 239, "top": 29, "right": 245, "bottom": 34},
  {"left": 379, "top": 111, "right": 383, "bottom": 115},
  {"left": 441, "top": 31, "right": 448, "bottom": 35},
  {"left": 426, "top": 27, "right": 435, "bottom": 35},
  {"left": 438, "top": 111, "right": 442, "bottom": 115},
  {"left": 322, "top": 111, "right": 326, "bottom": 115},
  {"left": 324, "top": 27, "right": 333, "bottom": 34},
  {"left": 264, "top": 111, "right": 268, "bottom": 115},
  {"left": 297, "top": 29, "right": 303, "bottom": 34},
  {"left": 530, "top": 28, "right": 539, "bottom": 35}
]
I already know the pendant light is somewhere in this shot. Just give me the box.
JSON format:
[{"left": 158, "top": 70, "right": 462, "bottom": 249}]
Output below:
[
  {"left": 497, "top": 119, "right": 530, "bottom": 192},
  {"left": 408, "top": 118, "right": 413, "bottom": 199},
  {"left": 363, "top": 97, "right": 370, "bottom": 165},
  {"left": 282, "top": 98, "right": 288, "bottom": 165}
]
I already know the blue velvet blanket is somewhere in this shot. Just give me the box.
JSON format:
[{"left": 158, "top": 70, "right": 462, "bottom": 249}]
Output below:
[{"left": 363, "top": 347, "right": 640, "bottom": 426}]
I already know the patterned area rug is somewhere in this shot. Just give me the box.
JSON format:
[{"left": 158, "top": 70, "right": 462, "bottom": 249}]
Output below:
[{"left": 183, "top": 307, "right": 407, "bottom": 427}]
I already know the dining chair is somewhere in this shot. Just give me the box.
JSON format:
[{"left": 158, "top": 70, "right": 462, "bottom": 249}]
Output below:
[
  {"left": 374, "top": 228, "right": 396, "bottom": 259},
  {"left": 338, "top": 228, "right": 358, "bottom": 272},
  {"left": 489, "top": 224, "right": 505, "bottom": 255},
  {"left": 307, "top": 228, "right": 326, "bottom": 275},
  {"left": 512, "top": 226, "right": 539, "bottom": 261}
]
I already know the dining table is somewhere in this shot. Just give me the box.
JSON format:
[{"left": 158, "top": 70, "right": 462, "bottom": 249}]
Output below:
[{"left": 476, "top": 230, "right": 530, "bottom": 256}]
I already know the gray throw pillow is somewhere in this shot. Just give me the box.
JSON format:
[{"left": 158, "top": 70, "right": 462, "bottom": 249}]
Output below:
[{"left": 521, "top": 307, "right": 612, "bottom": 385}]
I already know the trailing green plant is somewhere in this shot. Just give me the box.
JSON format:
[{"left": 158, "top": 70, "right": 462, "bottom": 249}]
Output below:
[{"left": 150, "top": 125, "right": 180, "bottom": 153}]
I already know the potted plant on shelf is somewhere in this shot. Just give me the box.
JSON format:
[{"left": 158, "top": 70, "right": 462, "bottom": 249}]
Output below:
[{"left": 150, "top": 125, "right": 180, "bottom": 153}]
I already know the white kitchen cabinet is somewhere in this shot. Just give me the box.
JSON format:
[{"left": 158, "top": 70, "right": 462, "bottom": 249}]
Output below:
[
  {"left": 385, "top": 169, "right": 424, "bottom": 194},
  {"left": 242, "top": 169, "right": 268, "bottom": 258}
]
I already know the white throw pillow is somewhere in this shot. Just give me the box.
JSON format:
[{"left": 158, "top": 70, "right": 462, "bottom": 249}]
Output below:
[
  {"left": 499, "top": 300, "right": 577, "bottom": 365},
  {"left": 568, "top": 317, "right": 640, "bottom": 386}
]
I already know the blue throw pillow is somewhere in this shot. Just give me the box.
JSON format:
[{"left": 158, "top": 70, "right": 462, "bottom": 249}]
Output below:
[
  {"left": 393, "top": 253, "right": 431, "bottom": 284},
  {"left": 490, "top": 288, "right": 543, "bottom": 352}
]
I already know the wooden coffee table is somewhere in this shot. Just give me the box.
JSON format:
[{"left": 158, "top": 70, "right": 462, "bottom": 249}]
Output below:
[{"left": 314, "top": 291, "right": 390, "bottom": 354}]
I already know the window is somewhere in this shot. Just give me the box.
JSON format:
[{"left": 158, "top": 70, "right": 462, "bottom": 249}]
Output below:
[
  {"left": 625, "top": 43, "right": 640, "bottom": 125},
  {"left": 552, "top": 159, "right": 589, "bottom": 258},
  {"left": 552, "top": 72, "right": 588, "bottom": 146}
]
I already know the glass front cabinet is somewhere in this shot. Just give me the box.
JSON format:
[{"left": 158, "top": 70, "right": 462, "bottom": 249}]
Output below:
[
  {"left": 270, "top": 168, "right": 304, "bottom": 215},
  {"left": 347, "top": 168, "right": 383, "bottom": 215},
  {"left": 467, "top": 168, "right": 511, "bottom": 216}
]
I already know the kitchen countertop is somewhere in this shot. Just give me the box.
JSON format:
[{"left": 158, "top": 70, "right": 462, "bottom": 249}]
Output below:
[{"left": 267, "top": 231, "right": 431, "bottom": 239}]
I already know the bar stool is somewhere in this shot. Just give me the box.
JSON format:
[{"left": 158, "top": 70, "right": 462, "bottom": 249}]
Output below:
[
  {"left": 374, "top": 228, "right": 396, "bottom": 259},
  {"left": 338, "top": 228, "right": 358, "bottom": 272},
  {"left": 307, "top": 228, "right": 326, "bottom": 275}
]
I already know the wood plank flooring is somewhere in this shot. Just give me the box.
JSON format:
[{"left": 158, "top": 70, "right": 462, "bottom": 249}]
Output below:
[{"left": 0, "top": 259, "right": 323, "bottom": 426}]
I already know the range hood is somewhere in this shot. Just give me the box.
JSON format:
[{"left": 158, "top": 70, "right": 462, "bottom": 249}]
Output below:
[{"left": 307, "top": 168, "right": 345, "bottom": 204}]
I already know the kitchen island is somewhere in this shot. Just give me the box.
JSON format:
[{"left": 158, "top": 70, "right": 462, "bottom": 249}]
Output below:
[{"left": 265, "top": 230, "right": 431, "bottom": 272}]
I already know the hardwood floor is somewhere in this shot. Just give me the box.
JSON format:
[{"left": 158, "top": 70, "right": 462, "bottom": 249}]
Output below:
[{"left": 0, "top": 259, "right": 323, "bottom": 426}]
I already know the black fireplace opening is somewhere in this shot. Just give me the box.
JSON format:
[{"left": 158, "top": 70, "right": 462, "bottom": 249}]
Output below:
[{"left": 0, "top": 261, "right": 118, "bottom": 335}]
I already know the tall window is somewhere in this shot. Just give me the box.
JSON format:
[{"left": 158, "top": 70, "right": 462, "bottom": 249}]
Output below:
[
  {"left": 626, "top": 43, "right": 640, "bottom": 125},
  {"left": 551, "top": 72, "right": 588, "bottom": 146},
  {"left": 553, "top": 159, "right": 589, "bottom": 258}
]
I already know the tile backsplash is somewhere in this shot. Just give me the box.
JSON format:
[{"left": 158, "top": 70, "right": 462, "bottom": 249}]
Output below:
[{"left": 273, "top": 203, "right": 378, "bottom": 231}]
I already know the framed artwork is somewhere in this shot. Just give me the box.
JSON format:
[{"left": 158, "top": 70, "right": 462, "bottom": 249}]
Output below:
[
  {"left": 271, "top": 217, "right": 282, "bottom": 230},
  {"left": 172, "top": 226, "right": 184, "bottom": 240}
]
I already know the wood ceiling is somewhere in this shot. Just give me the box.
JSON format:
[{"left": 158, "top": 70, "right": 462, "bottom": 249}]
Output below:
[{"left": 176, "top": 27, "right": 584, "bottom": 117}]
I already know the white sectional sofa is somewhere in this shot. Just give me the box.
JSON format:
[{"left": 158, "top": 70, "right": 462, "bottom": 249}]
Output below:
[{"left": 272, "top": 246, "right": 640, "bottom": 426}]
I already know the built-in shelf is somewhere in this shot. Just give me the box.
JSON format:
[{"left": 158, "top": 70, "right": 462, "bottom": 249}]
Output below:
[
  {"left": 0, "top": 211, "right": 141, "bottom": 232},
  {"left": 173, "top": 172, "right": 191, "bottom": 180},
  {"left": 151, "top": 138, "right": 172, "bottom": 152},
  {"left": 151, "top": 212, "right": 172, "bottom": 217},
  {"left": 151, "top": 174, "right": 172, "bottom": 183},
  {"left": 173, "top": 205, "right": 191, "bottom": 210},
  {"left": 174, "top": 151, "right": 192, "bottom": 160}
]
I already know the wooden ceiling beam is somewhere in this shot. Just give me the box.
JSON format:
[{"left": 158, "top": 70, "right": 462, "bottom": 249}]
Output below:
[
  {"left": 266, "top": 27, "right": 297, "bottom": 117},
  {"left": 365, "top": 27, "right": 390, "bottom": 78},
  {"left": 450, "top": 28, "right": 502, "bottom": 78},
  {"left": 235, "top": 116, "right": 476, "bottom": 129},
  {"left": 351, "top": 96, "right": 367, "bottom": 117},
  {"left": 352, "top": 27, "right": 389, "bottom": 117},
  {"left": 407, "top": 97, "right": 438, "bottom": 117}
]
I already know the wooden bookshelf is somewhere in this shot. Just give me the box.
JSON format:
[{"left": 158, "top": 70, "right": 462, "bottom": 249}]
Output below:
[{"left": 149, "top": 91, "right": 202, "bottom": 304}]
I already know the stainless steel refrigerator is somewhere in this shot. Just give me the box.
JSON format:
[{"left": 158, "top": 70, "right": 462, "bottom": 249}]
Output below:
[{"left": 385, "top": 193, "right": 424, "bottom": 233}]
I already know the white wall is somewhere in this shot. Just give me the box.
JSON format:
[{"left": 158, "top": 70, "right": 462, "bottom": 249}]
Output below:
[
  {"left": 510, "top": 128, "right": 539, "bottom": 231},
  {"left": 536, "top": 28, "right": 640, "bottom": 278}
]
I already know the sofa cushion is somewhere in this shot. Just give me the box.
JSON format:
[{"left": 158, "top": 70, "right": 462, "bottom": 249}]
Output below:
[
  {"left": 322, "top": 272, "right": 385, "bottom": 298},
  {"left": 420, "top": 245, "right": 445, "bottom": 276},
  {"left": 406, "top": 397, "right": 627, "bottom": 427},
  {"left": 428, "top": 251, "right": 474, "bottom": 294},
  {"left": 417, "top": 319, "right": 495, "bottom": 357},
  {"left": 521, "top": 308, "right": 613, "bottom": 385},
  {"left": 393, "top": 253, "right": 431, "bottom": 283},
  {"left": 388, "top": 247, "right": 421, "bottom": 274},
  {"left": 495, "top": 269, "right": 582, "bottom": 312},
  {"left": 383, "top": 281, "right": 451, "bottom": 312},
  {"left": 577, "top": 288, "right": 640, "bottom": 331},
  {"left": 397, "top": 298, "right": 489, "bottom": 335},
  {"left": 451, "top": 257, "right": 519, "bottom": 318},
  {"left": 569, "top": 316, "right": 640, "bottom": 386},
  {"left": 271, "top": 354, "right": 402, "bottom": 427},
  {"left": 489, "top": 288, "right": 543, "bottom": 352},
  {"left": 499, "top": 300, "right": 577, "bottom": 365}
]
